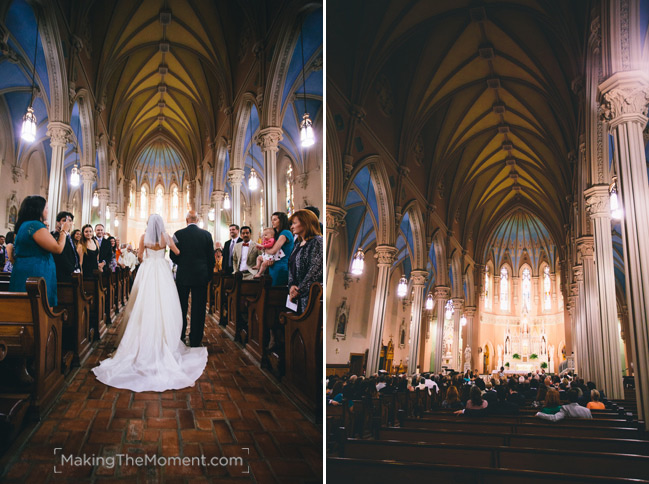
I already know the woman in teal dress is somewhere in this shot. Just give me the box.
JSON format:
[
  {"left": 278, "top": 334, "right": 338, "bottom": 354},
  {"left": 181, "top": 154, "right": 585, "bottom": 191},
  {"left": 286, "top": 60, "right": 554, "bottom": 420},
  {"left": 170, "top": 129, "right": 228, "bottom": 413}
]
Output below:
[
  {"left": 9, "top": 196, "right": 71, "bottom": 307},
  {"left": 265, "top": 211, "right": 294, "bottom": 286}
]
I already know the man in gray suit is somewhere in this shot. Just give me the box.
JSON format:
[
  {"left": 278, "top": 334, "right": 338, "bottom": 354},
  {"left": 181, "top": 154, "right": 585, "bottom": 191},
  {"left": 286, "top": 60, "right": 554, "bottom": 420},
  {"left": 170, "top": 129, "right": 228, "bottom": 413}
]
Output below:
[
  {"left": 232, "top": 226, "right": 261, "bottom": 280},
  {"left": 535, "top": 389, "right": 593, "bottom": 421}
]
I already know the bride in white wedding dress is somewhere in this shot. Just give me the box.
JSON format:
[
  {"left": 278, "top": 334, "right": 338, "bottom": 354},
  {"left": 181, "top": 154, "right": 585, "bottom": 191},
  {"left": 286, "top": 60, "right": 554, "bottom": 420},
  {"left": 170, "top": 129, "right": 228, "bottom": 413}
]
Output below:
[{"left": 92, "top": 214, "right": 208, "bottom": 392}]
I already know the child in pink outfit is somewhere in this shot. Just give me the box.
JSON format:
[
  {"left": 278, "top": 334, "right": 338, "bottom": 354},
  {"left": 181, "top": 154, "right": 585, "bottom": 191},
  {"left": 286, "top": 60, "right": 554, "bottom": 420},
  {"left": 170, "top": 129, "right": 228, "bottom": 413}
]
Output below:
[{"left": 253, "top": 227, "right": 285, "bottom": 277}]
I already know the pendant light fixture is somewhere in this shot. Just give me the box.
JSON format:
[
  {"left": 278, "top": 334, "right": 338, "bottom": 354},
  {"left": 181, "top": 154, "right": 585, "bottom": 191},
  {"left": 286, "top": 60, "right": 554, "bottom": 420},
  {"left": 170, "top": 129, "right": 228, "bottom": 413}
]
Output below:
[
  {"left": 610, "top": 177, "right": 622, "bottom": 220},
  {"left": 70, "top": 163, "right": 80, "bottom": 187},
  {"left": 21, "top": 10, "right": 40, "bottom": 143},
  {"left": 425, "top": 292, "right": 434, "bottom": 310},
  {"left": 70, "top": 106, "right": 81, "bottom": 187},
  {"left": 92, "top": 190, "right": 99, "bottom": 207},
  {"left": 247, "top": 107, "right": 259, "bottom": 190},
  {"left": 396, "top": 215, "right": 412, "bottom": 298},
  {"left": 460, "top": 314, "right": 467, "bottom": 327},
  {"left": 223, "top": 192, "right": 231, "bottom": 210},
  {"left": 114, "top": 218, "right": 119, "bottom": 227},
  {"left": 445, "top": 299, "right": 454, "bottom": 320},
  {"left": 299, "top": 18, "right": 315, "bottom": 148},
  {"left": 350, "top": 171, "right": 373, "bottom": 276},
  {"left": 208, "top": 208, "right": 215, "bottom": 221}
]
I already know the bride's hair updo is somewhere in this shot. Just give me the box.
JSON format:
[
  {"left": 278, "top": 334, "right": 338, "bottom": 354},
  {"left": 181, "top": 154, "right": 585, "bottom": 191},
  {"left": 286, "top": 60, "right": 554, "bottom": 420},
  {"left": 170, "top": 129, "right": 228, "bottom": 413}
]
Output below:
[{"left": 144, "top": 214, "right": 166, "bottom": 246}]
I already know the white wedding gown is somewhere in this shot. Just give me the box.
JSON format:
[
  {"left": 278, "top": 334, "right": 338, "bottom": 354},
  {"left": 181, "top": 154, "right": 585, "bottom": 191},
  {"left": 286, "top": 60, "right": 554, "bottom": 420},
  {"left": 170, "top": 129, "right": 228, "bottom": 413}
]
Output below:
[{"left": 92, "top": 248, "right": 208, "bottom": 392}]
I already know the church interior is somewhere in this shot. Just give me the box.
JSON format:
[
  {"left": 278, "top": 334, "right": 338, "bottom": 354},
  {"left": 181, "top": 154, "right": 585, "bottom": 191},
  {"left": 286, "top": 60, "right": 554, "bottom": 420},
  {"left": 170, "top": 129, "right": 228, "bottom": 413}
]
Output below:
[
  {"left": 326, "top": 0, "right": 649, "bottom": 481},
  {"left": 0, "top": 0, "right": 322, "bottom": 481}
]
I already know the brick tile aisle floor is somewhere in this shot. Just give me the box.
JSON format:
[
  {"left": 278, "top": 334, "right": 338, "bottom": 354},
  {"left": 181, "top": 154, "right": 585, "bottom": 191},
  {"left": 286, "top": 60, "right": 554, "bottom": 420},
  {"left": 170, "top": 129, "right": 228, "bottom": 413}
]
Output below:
[{"left": 0, "top": 312, "right": 322, "bottom": 483}]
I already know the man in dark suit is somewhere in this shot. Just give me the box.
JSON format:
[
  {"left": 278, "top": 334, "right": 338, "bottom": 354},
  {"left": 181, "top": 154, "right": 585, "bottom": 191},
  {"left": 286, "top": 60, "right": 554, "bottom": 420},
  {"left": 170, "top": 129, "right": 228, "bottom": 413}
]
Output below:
[
  {"left": 52, "top": 211, "right": 80, "bottom": 282},
  {"left": 222, "top": 224, "right": 242, "bottom": 274},
  {"left": 170, "top": 210, "right": 215, "bottom": 347},
  {"left": 95, "top": 224, "right": 115, "bottom": 273}
]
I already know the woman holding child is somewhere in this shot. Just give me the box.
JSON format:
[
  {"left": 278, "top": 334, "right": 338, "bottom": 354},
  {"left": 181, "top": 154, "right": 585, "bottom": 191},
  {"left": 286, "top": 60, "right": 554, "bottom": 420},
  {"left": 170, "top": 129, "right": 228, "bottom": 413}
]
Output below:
[{"left": 259, "top": 211, "right": 293, "bottom": 286}]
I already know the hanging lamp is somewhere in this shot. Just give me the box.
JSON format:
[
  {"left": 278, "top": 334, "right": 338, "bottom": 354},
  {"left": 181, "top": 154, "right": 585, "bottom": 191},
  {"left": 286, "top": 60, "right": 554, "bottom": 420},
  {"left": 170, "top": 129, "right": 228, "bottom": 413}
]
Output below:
[
  {"left": 92, "top": 191, "right": 99, "bottom": 207},
  {"left": 223, "top": 192, "right": 231, "bottom": 210},
  {"left": 610, "top": 177, "right": 622, "bottom": 220},
  {"left": 21, "top": 10, "right": 40, "bottom": 143},
  {"left": 460, "top": 314, "right": 467, "bottom": 327},
  {"left": 350, "top": 170, "right": 373, "bottom": 276},
  {"left": 397, "top": 275, "right": 408, "bottom": 298},
  {"left": 299, "top": 18, "right": 315, "bottom": 148},
  {"left": 445, "top": 299, "right": 454, "bottom": 320},
  {"left": 425, "top": 292, "right": 434, "bottom": 310},
  {"left": 70, "top": 108, "right": 81, "bottom": 187}
]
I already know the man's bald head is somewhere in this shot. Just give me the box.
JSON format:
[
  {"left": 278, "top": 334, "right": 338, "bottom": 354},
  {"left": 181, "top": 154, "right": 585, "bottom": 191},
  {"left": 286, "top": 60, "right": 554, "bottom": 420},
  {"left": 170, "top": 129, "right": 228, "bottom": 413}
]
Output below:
[{"left": 186, "top": 211, "right": 199, "bottom": 224}]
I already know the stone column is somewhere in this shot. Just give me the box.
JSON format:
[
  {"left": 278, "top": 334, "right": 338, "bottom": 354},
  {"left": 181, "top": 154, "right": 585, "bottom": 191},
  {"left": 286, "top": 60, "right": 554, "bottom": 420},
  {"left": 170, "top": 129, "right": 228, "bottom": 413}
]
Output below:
[
  {"left": 600, "top": 71, "right": 649, "bottom": 424},
  {"left": 325, "top": 205, "right": 346, "bottom": 280},
  {"left": 80, "top": 166, "right": 97, "bottom": 226},
  {"left": 201, "top": 204, "right": 210, "bottom": 230},
  {"left": 577, "top": 237, "right": 604, "bottom": 389},
  {"left": 211, "top": 190, "right": 225, "bottom": 244},
  {"left": 433, "top": 286, "right": 451, "bottom": 372},
  {"left": 366, "top": 245, "right": 397, "bottom": 375},
  {"left": 107, "top": 202, "right": 117, "bottom": 234},
  {"left": 452, "top": 298, "right": 464, "bottom": 370},
  {"left": 257, "top": 127, "right": 283, "bottom": 224},
  {"left": 464, "top": 306, "right": 477, "bottom": 371},
  {"left": 573, "top": 268, "right": 590, "bottom": 380},
  {"left": 584, "top": 186, "right": 624, "bottom": 398},
  {"left": 46, "top": 122, "right": 73, "bottom": 228},
  {"left": 97, "top": 188, "right": 110, "bottom": 227},
  {"left": 406, "top": 270, "right": 427, "bottom": 374},
  {"left": 227, "top": 169, "right": 244, "bottom": 226},
  {"left": 115, "top": 211, "right": 126, "bottom": 242}
]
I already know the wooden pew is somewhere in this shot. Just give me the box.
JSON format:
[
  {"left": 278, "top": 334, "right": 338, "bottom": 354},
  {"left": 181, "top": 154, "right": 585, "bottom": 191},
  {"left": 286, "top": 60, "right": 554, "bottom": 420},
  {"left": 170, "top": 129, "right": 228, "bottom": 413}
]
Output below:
[
  {"left": 84, "top": 270, "right": 106, "bottom": 341},
  {"left": 223, "top": 272, "right": 259, "bottom": 342},
  {"left": 216, "top": 274, "right": 234, "bottom": 326},
  {"left": 377, "top": 426, "right": 649, "bottom": 455},
  {"left": 115, "top": 267, "right": 124, "bottom": 311},
  {"left": 103, "top": 270, "right": 117, "bottom": 323},
  {"left": 327, "top": 457, "right": 649, "bottom": 483},
  {"left": 208, "top": 272, "right": 221, "bottom": 314},
  {"left": 408, "top": 413, "right": 635, "bottom": 428},
  {"left": 121, "top": 267, "right": 131, "bottom": 306},
  {"left": 55, "top": 272, "right": 94, "bottom": 367},
  {"left": 339, "top": 439, "right": 649, "bottom": 480},
  {"left": 243, "top": 275, "right": 289, "bottom": 366},
  {"left": 0, "top": 277, "right": 66, "bottom": 418},
  {"left": 279, "top": 282, "right": 323, "bottom": 416}
]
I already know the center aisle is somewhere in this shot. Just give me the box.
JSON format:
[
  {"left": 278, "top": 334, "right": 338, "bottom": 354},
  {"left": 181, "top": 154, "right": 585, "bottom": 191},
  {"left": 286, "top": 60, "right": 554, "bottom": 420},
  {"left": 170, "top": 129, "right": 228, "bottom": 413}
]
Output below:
[{"left": 2, "top": 312, "right": 322, "bottom": 483}]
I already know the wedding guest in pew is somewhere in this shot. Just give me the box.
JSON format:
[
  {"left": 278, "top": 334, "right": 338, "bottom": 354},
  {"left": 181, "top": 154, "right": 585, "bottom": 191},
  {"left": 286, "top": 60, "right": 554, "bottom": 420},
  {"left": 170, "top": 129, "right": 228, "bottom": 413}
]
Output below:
[
  {"left": 79, "top": 224, "right": 106, "bottom": 279},
  {"left": 119, "top": 244, "right": 138, "bottom": 271},
  {"left": 9, "top": 196, "right": 71, "bottom": 307},
  {"left": 587, "top": 389, "right": 606, "bottom": 410},
  {"left": 213, "top": 248, "right": 223, "bottom": 272},
  {"left": 71, "top": 229, "right": 81, "bottom": 248},
  {"left": 0, "top": 233, "right": 6, "bottom": 268},
  {"left": 539, "top": 388, "right": 562, "bottom": 415},
  {"left": 95, "top": 224, "right": 115, "bottom": 274},
  {"left": 106, "top": 236, "right": 118, "bottom": 272},
  {"left": 442, "top": 385, "right": 464, "bottom": 410},
  {"left": 266, "top": 212, "right": 294, "bottom": 286},
  {"left": 483, "top": 382, "right": 499, "bottom": 406},
  {"left": 232, "top": 226, "right": 260, "bottom": 279},
  {"left": 3, "top": 231, "right": 14, "bottom": 272},
  {"left": 536, "top": 389, "right": 593, "bottom": 421},
  {"left": 456, "top": 386, "right": 489, "bottom": 415},
  {"left": 532, "top": 384, "right": 548, "bottom": 408},
  {"left": 51, "top": 211, "right": 80, "bottom": 282},
  {"left": 287, "top": 209, "right": 323, "bottom": 313}
]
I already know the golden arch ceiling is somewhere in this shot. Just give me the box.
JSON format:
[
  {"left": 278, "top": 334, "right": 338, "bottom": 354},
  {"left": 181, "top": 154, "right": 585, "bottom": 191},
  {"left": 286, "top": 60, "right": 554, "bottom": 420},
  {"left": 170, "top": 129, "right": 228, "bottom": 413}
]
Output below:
[
  {"left": 329, "top": 0, "right": 587, "bottom": 254},
  {"left": 87, "top": 0, "right": 233, "bottom": 179}
]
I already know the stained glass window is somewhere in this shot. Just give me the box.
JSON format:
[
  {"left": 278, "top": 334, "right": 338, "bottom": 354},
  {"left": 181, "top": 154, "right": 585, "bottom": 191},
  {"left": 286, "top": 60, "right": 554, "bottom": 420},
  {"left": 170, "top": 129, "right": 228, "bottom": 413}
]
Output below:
[
  {"left": 522, "top": 267, "right": 531, "bottom": 312},
  {"left": 500, "top": 266, "right": 509, "bottom": 311},
  {"left": 155, "top": 186, "right": 164, "bottom": 215},
  {"left": 484, "top": 266, "right": 491, "bottom": 310},
  {"left": 140, "top": 186, "right": 147, "bottom": 219},
  {"left": 544, "top": 266, "right": 552, "bottom": 311},
  {"left": 172, "top": 186, "right": 179, "bottom": 219}
]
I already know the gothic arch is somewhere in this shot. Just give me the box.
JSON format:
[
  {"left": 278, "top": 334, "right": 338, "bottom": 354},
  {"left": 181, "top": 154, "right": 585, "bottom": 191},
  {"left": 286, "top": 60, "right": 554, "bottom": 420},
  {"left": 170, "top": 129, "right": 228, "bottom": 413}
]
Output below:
[
  {"left": 38, "top": 1, "right": 69, "bottom": 122},
  {"left": 70, "top": 90, "right": 96, "bottom": 171},
  {"left": 464, "top": 263, "right": 476, "bottom": 307},
  {"left": 430, "top": 228, "right": 448, "bottom": 287},
  {"left": 231, "top": 93, "right": 259, "bottom": 171},
  {"left": 344, "top": 156, "right": 395, "bottom": 246},
  {"left": 399, "top": 200, "right": 426, "bottom": 270},
  {"left": 213, "top": 137, "right": 229, "bottom": 192},
  {"left": 326, "top": 108, "right": 344, "bottom": 206},
  {"left": 449, "top": 248, "right": 463, "bottom": 298}
]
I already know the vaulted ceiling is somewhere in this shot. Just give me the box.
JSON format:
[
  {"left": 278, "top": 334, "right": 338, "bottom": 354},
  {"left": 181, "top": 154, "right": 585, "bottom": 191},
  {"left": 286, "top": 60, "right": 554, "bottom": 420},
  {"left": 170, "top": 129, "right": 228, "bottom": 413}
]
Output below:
[
  {"left": 329, "top": 0, "right": 588, "bottom": 258},
  {"left": 86, "top": 0, "right": 236, "bottom": 180}
]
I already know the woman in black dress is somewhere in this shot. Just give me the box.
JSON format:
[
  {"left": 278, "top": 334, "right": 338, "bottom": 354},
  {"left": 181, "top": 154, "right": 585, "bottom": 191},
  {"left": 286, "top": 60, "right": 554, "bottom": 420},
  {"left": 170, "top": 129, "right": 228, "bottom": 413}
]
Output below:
[{"left": 78, "top": 224, "right": 105, "bottom": 279}]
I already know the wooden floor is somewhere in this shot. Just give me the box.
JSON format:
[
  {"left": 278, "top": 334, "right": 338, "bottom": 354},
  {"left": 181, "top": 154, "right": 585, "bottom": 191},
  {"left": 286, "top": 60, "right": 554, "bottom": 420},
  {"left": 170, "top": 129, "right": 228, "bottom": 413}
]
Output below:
[{"left": 0, "top": 312, "right": 322, "bottom": 483}]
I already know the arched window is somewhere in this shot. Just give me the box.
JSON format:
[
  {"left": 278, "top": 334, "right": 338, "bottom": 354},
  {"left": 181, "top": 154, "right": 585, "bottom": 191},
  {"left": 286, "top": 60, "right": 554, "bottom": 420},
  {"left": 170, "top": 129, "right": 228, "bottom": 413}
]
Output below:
[
  {"left": 544, "top": 266, "right": 552, "bottom": 310},
  {"left": 172, "top": 186, "right": 179, "bottom": 220},
  {"left": 522, "top": 267, "right": 531, "bottom": 313},
  {"left": 140, "top": 186, "right": 148, "bottom": 219},
  {"left": 500, "top": 266, "right": 509, "bottom": 311},
  {"left": 185, "top": 185, "right": 190, "bottom": 209},
  {"left": 286, "top": 164, "right": 294, "bottom": 215},
  {"left": 155, "top": 186, "right": 164, "bottom": 215},
  {"left": 484, "top": 266, "right": 491, "bottom": 310}
]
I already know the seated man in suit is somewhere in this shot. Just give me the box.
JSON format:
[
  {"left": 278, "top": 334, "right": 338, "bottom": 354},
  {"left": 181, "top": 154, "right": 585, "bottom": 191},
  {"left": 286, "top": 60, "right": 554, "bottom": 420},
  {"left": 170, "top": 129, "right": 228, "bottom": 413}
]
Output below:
[
  {"left": 232, "top": 226, "right": 261, "bottom": 280},
  {"left": 52, "top": 211, "right": 80, "bottom": 282},
  {"left": 222, "top": 224, "right": 241, "bottom": 274},
  {"left": 95, "top": 224, "right": 115, "bottom": 273},
  {"left": 535, "top": 389, "right": 593, "bottom": 422}
]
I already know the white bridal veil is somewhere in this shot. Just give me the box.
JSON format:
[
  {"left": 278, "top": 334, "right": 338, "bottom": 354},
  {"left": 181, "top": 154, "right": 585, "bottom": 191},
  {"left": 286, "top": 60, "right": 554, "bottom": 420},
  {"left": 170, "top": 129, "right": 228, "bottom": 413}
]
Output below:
[{"left": 144, "top": 213, "right": 166, "bottom": 246}]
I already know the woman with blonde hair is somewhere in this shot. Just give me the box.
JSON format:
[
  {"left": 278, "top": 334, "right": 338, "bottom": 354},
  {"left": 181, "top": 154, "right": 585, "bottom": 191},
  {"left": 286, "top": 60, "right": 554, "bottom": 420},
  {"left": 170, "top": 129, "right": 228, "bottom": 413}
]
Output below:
[{"left": 287, "top": 209, "right": 323, "bottom": 313}]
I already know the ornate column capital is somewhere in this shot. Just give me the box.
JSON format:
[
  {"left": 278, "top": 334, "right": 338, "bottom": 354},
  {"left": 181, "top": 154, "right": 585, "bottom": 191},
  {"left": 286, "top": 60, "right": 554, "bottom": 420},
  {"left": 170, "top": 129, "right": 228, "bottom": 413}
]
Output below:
[
  {"left": 11, "top": 166, "right": 24, "bottom": 183},
  {"left": 451, "top": 298, "right": 464, "bottom": 310},
  {"left": 374, "top": 245, "right": 397, "bottom": 267},
  {"left": 326, "top": 205, "right": 346, "bottom": 231},
  {"left": 211, "top": 190, "right": 226, "bottom": 203},
  {"left": 433, "top": 286, "right": 451, "bottom": 300},
  {"left": 599, "top": 71, "right": 649, "bottom": 126},
  {"left": 256, "top": 127, "right": 283, "bottom": 152},
  {"left": 584, "top": 185, "right": 611, "bottom": 218},
  {"left": 79, "top": 165, "right": 97, "bottom": 182},
  {"left": 464, "top": 306, "right": 477, "bottom": 317},
  {"left": 46, "top": 121, "right": 73, "bottom": 147},
  {"left": 576, "top": 236, "right": 595, "bottom": 260},
  {"left": 410, "top": 270, "right": 428, "bottom": 287},
  {"left": 97, "top": 188, "right": 111, "bottom": 203},
  {"left": 227, "top": 168, "right": 245, "bottom": 186},
  {"left": 573, "top": 266, "right": 584, "bottom": 283}
]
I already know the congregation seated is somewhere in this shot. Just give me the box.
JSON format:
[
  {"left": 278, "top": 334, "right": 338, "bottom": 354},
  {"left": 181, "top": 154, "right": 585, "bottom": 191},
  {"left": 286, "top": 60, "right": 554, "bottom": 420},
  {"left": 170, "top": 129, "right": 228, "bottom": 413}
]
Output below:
[
  {"left": 539, "top": 388, "right": 562, "bottom": 415},
  {"left": 536, "top": 389, "right": 593, "bottom": 421}
]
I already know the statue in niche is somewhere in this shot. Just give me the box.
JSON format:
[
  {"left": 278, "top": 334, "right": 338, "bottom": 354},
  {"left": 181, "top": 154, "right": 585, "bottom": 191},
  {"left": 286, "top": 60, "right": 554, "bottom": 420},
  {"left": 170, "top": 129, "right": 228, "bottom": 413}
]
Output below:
[
  {"left": 541, "top": 336, "right": 546, "bottom": 355},
  {"left": 497, "top": 344, "right": 503, "bottom": 370},
  {"left": 334, "top": 298, "right": 349, "bottom": 340},
  {"left": 505, "top": 336, "right": 509, "bottom": 355},
  {"left": 6, "top": 192, "right": 18, "bottom": 229},
  {"left": 463, "top": 346, "right": 472, "bottom": 372},
  {"left": 399, "top": 319, "right": 406, "bottom": 348}
]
